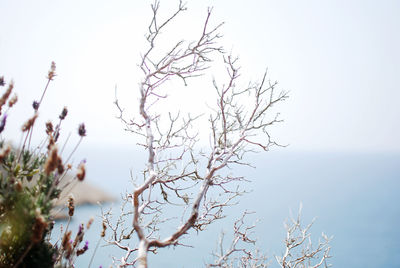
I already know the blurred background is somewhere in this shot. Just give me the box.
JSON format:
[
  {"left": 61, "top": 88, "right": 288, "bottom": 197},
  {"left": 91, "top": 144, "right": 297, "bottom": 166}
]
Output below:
[{"left": 1, "top": 0, "right": 399, "bottom": 267}]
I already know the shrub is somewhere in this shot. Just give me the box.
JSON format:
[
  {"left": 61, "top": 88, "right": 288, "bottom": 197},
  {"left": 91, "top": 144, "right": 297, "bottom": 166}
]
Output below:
[{"left": 0, "top": 64, "right": 90, "bottom": 268}]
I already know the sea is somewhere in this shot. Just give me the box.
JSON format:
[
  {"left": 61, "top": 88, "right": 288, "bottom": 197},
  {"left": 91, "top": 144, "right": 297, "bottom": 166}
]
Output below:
[{"left": 53, "top": 146, "right": 400, "bottom": 267}]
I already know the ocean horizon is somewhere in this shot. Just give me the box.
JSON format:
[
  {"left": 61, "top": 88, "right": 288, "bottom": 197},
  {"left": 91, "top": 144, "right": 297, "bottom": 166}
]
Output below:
[{"left": 53, "top": 147, "right": 400, "bottom": 267}]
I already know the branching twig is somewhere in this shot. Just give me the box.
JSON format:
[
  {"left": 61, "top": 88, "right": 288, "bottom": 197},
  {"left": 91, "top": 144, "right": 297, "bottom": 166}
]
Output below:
[
  {"left": 106, "top": 1, "right": 288, "bottom": 267},
  {"left": 275, "top": 205, "right": 332, "bottom": 268}
]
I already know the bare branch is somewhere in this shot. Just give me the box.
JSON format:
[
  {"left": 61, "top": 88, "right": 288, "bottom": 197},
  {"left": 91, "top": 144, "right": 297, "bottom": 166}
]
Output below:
[
  {"left": 109, "top": 2, "right": 289, "bottom": 267},
  {"left": 207, "top": 211, "right": 268, "bottom": 268},
  {"left": 275, "top": 205, "right": 332, "bottom": 268}
]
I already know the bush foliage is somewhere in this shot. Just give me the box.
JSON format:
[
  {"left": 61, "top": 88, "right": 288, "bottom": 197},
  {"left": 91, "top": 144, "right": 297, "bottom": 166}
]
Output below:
[{"left": 0, "top": 65, "right": 90, "bottom": 268}]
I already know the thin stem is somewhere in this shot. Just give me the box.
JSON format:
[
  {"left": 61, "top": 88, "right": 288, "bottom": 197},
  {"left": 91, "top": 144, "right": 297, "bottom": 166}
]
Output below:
[
  {"left": 64, "top": 136, "right": 83, "bottom": 165},
  {"left": 60, "top": 132, "right": 72, "bottom": 155},
  {"left": 88, "top": 238, "right": 102, "bottom": 268},
  {"left": 27, "top": 125, "right": 34, "bottom": 150},
  {"left": 17, "top": 129, "right": 31, "bottom": 162},
  {"left": 38, "top": 79, "right": 51, "bottom": 106}
]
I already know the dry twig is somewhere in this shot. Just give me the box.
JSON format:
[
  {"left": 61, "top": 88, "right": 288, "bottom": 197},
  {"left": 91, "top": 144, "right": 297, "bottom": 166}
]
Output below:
[{"left": 105, "top": 1, "right": 288, "bottom": 267}]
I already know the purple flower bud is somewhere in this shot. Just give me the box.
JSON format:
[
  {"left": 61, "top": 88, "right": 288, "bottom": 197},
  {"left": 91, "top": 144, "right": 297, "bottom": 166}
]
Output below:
[
  {"left": 0, "top": 114, "right": 7, "bottom": 133},
  {"left": 32, "top": 101, "right": 39, "bottom": 110},
  {"left": 59, "top": 106, "right": 68, "bottom": 120},
  {"left": 83, "top": 240, "right": 89, "bottom": 250},
  {"left": 78, "top": 123, "right": 86, "bottom": 137}
]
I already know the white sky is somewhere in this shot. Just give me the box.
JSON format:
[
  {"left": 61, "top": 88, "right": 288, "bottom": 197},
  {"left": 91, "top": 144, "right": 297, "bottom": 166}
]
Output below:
[{"left": 0, "top": 0, "right": 399, "bottom": 153}]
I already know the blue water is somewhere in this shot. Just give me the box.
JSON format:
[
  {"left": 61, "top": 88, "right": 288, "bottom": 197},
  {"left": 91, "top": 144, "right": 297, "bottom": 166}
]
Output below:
[{"left": 55, "top": 147, "right": 400, "bottom": 267}]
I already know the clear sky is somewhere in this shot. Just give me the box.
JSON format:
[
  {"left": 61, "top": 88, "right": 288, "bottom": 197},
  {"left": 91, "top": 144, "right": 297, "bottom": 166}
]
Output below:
[{"left": 0, "top": 0, "right": 399, "bottom": 153}]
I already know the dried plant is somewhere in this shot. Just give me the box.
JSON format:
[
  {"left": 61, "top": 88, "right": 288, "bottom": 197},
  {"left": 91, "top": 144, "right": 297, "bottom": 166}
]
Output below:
[
  {"left": 0, "top": 2, "right": 332, "bottom": 267},
  {"left": 207, "top": 207, "right": 332, "bottom": 268},
  {"left": 275, "top": 205, "right": 332, "bottom": 268},
  {"left": 0, "top": 63, "right": 90, "bottom": 267},
  {"left": 207, "top": 211, "right": 268, "bottom": 268},
  {"left": 107, "top": 1, "right": 289, "bottom": 267}
]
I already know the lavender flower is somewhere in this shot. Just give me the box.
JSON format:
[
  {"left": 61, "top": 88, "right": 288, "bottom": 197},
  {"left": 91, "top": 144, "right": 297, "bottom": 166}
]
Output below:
[
  {"left": 0, "top": 114, "right": 7, "bottom": 133},
  {"left": 83, "top": 240, "right": 89, "bottom": 250},
  {"left": 32, "top": 100, "right": 39, "bottom": 110},
  {"left": 59, "top": 106, "right": 68, "bottom": 120},
  {"left": 78, "top": 123, "right": 86, "bottom": 137}
]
